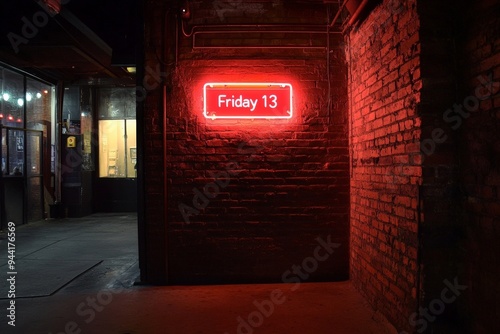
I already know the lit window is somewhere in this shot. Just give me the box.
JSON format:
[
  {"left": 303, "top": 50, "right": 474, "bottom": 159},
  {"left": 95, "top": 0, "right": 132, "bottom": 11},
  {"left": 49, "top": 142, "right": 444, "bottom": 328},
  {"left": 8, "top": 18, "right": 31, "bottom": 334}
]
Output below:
[{"left": 98, "top": 88, "right": 136, "bottom": 178}]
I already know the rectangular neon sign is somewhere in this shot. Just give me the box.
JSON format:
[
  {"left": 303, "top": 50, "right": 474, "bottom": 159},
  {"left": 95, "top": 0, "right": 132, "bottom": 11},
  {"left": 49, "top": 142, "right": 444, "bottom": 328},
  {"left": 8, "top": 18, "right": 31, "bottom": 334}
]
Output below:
[{"left": 203, "top": 83, "right": 293, "bottom": 119}]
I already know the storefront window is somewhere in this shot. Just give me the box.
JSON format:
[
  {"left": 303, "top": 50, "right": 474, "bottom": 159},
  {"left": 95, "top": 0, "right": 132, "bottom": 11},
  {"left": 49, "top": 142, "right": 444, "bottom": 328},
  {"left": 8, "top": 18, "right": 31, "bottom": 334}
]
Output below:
[
  {"left": 98, "top": 88, "right": 136, "bottom": 178},
  {"left": 61, "top": 86, "right": 94, "bottom": 172},
  {"left": 81, "top": 111, "right": 94, "bottom": 171},
  {"left": 1, "top": 128, "right": 25, "bottom": 176},
  {"left": 1, "top": 65, "right": 56, "bottom": 225},
  {"left": 26, "top": 79, "right": 54, "bottom": 130},
  {"left": 0, "top": 68, "right": 25, "bottom": 127}
]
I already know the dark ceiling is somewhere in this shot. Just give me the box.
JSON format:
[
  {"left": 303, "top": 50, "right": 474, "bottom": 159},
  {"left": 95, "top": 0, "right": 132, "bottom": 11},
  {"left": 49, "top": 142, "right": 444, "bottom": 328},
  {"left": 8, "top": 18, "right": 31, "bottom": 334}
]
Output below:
[
  {"left": 65, "top": 0, "right": 137, "bottom": 62},
  {"left": 0, "top": 0, "right": 137, "bottom": 84},
  {"left": 0, "top": 0, "right": 354, "bottom": 84}
]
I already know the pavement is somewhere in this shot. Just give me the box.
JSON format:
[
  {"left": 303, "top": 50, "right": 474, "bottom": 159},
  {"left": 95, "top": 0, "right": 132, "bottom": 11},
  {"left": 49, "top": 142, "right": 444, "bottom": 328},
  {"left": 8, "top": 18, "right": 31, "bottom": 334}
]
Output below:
[{"left": 0, "top": 213, "right": 396, "bottom": 334}]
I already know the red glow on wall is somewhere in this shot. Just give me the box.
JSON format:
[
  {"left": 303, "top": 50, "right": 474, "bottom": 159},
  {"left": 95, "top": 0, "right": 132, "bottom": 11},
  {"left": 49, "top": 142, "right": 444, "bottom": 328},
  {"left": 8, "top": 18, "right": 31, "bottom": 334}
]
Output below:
[
  {"left": 40, "top": 0, "right": 61, "bottom": 14},
  {"left": 203, "top": 83, "right": 292, "bottom": 120}
]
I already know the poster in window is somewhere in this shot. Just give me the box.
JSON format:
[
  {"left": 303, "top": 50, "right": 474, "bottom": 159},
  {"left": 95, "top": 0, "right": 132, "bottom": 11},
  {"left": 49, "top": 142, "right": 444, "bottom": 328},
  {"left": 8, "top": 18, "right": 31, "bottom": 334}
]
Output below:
[{"left": 16, "top": 136, "right": 24, "bottom": 152}]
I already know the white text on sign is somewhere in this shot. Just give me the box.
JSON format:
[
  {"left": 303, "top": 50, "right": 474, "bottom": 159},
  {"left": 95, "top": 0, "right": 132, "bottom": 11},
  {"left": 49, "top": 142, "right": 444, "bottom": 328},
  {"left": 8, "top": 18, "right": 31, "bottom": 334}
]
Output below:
[{"left": 217, "top": 94, "right": 278, "bottom": 112}]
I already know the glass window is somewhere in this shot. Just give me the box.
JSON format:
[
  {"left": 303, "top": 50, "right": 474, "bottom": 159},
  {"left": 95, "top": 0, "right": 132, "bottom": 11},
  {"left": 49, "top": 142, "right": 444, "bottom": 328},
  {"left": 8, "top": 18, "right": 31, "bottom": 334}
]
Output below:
[
  {"left": 27, "top": 131, "right": 42, "bottom": 176},
  {"left": 0, "top": 67, "right": 56, "bottom": 175},
  {"left": 1, "top": 128, "right": 5, "bottom": 174},
  {"left": 61, "top": 86, "right": 94, "bottom": 171},
  {"left": 99, "top": 120, "right": 125, "bottom": 177},
  {"left": 98, "top": 87, "right": 136, "bottom": 178},
  {"left": 0, "top": 65, "right": 54, "bottom": 224},
  {"left": 62, "top": 86, "right": 81, "bottom": 134},
  {"left": 0, "top": 68, "right": 25, "bottom": 127},
  {"left": 26, "top": 79, "right": 54, "bottom": 130},
  {"left": 98, "top": 88, "right": 136, "bottom": 119},
  {"left": 126, "top": 120, "right": 137, "bottom": 178},
  {"left": 81, "top": 111, "right": 94, "bottom": 171},
  {"left": 8, "top": 129, "right": 24, "bottom": 175}
]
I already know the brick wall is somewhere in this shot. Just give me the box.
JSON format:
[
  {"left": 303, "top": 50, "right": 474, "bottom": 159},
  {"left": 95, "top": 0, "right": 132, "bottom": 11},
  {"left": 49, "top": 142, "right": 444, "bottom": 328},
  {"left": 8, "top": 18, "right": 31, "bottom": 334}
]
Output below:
[
  {"left": 141, "top": 0, "right": 168, "bottom": 283},
  {"left": 348, "top": 0, "right": 421, "bottom": 331},
  {"left": 349, "top": 0, "right": 500, "bottom": 332},
  {"left": 456, "top": 0, "right": 500, "bottom": 332},
  {"left": 140, "top": 0, "right": 499, "bottom": 330},
  {"left": 142, "top": 0, "right": 350, "bottom": 284}
]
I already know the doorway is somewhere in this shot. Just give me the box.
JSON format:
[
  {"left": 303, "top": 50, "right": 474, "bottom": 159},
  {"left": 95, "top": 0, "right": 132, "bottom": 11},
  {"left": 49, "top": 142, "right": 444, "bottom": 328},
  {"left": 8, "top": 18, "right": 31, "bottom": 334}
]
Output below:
[
  {"left": 0, "top": 126, "right": 44, "bottom": 228},
  {"left": 94, "top": 88, "right": 137, "bottom": 212}
]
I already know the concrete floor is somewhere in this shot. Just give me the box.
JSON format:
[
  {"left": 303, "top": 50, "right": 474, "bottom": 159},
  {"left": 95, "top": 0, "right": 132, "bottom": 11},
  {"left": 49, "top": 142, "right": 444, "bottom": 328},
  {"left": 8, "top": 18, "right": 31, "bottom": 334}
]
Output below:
[{"left": 0, "top": 213, "right": 396, "bottom": 334}]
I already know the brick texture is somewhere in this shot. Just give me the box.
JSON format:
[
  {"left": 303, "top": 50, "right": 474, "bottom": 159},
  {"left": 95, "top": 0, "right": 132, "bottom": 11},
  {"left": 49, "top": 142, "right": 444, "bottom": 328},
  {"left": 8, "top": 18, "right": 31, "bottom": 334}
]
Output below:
[
  {"left": 141, "top": 0, "right": 168, "bottom": 283},
  {"left": 350, "top": 0, "right": 500, "bottom": 332},
  {"left": 141, "top": 0, "right": 499, "bottom": 330},
  {"left": 348, "top": 0, "right": 421, "bottom": 331},
  {"left": 143, "top": 0, "right": 350, "bottom": 284}
]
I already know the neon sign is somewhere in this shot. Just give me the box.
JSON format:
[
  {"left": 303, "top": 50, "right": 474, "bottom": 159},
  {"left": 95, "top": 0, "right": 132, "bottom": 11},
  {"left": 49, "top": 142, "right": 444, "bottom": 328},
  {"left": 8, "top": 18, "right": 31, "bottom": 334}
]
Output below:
[{"left": 203, "top": 83, "right": 293, "bottom": 119}]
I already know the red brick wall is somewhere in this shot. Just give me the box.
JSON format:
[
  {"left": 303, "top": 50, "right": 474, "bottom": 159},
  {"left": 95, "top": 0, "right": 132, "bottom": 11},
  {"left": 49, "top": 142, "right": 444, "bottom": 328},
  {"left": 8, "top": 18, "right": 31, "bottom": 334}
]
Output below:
[
  {"left": 142, "top": 1, "right": 350, "bottom": 284},
  {"left": 457, "top": 0, "right": 500, "bottom": 332},
  {"left": 350, "top": 0, "right": 500, "bottom": 332},
  {"left": 348, "top": 0, "right": 421, "bottom": 331},
  {"left": 140, "top": 0, "right": 499, "bottom": 330}
]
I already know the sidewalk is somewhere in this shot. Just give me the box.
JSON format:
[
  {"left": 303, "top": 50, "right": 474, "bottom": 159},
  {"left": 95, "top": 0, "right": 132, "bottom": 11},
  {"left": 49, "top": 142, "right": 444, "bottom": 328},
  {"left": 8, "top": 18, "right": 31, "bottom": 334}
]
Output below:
[{"left": 0, "top": 214, "right": 396, "bottom": 334}]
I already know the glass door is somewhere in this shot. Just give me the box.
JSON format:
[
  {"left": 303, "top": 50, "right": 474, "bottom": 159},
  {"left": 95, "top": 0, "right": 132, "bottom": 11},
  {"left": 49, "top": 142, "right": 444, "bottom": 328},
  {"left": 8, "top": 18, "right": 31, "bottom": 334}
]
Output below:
[
  {"left": 0, "top": 126, "right": 44, "bottom": 227},
  {"left": 26, "top": 130, "right": 43, "bottom": 222}
]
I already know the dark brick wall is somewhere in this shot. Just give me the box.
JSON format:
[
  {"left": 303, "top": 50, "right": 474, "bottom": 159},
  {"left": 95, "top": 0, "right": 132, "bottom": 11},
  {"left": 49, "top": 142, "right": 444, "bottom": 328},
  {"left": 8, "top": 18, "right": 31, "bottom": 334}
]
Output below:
[
  {"left": 349, "top": 0, "right": 500, "bottom": 332},
  {"left": 416, "top": 0, "right": 465, "bottom": 332},
  {"left": 142, "top": 0, "right": 349, "bottom": 284},
  {"left": 141, "top": 0, "right": 168, "bottom": 283},
  {"left": 456, "top": 0, "right": 500, "bottom": 332},
  {"left": 411, "top": 0, "right": 500, "bottom": 332},
  {"left": 141, "top": 0, "right": 499, "bottom": 329},
  {"left": 348, "top": 0, "right": 421, "bottom": 331}
]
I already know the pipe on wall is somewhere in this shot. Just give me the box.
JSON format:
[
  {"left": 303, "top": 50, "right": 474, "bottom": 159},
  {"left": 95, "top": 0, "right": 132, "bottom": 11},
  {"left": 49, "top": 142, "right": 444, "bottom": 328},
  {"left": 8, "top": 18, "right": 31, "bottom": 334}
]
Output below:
[
  {"left": 181, "top": 21, "right": 341, "bottom": 49},
  {"left": 192, "top": 30, "right": 332, "bottom": 49},
  {"left": 347, "top": 0, "right": 372, "bottom": 26},
  {"left": 182, "top": 23, "right": 336, "bottom": 37},
  {"left": 329, "top": 0, "right": 349, "bottom": 28}
]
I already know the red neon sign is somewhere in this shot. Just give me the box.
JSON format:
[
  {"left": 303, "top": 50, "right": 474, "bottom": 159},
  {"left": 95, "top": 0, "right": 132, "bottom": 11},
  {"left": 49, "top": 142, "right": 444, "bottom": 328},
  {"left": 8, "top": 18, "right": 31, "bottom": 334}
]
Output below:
[{"left": 203, "top": 83, "right": 293, "bottom": 119}]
